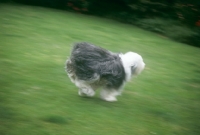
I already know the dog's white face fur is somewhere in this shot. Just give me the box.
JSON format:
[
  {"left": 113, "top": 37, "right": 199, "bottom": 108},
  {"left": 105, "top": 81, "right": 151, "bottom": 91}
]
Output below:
[
  {"left": 66, "top": 43, "right": 145, "bottom": 102},
  {"left": 119, "top": 52, "right": 145, "bottom": 81}
]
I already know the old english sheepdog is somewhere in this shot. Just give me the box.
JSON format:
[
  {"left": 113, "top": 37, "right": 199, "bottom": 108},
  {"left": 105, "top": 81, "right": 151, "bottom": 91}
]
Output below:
[{"left": 65, "top": 42, "right": 145, "bottom": 102}]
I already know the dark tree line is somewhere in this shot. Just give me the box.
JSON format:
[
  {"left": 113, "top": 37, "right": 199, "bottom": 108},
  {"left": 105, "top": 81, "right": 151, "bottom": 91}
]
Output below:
[{"left": 3, "top": 0, "right": 199, "bottom": 26}]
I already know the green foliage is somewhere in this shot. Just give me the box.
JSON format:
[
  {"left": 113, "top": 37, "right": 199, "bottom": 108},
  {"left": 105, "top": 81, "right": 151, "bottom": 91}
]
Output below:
[
  {"left": 164, "top": 25, "right": 197, "bottom": 43},
  {"left": 135, "top": 18, "right": 197, "bottom": 45},
  {"left": 135, "top": 18, "right": 170, "bottom": 33}
]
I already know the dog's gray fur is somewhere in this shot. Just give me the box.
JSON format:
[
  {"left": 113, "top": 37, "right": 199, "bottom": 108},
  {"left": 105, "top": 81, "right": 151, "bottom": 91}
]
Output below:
[{"left": 66, "top": 42, "right": 125, "bottom": 89}]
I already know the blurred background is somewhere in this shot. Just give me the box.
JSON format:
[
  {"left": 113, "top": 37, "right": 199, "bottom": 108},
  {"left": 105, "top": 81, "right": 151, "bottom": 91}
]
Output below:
[{"left": 1, "top": 0, "right": 200, "bottom": 47}]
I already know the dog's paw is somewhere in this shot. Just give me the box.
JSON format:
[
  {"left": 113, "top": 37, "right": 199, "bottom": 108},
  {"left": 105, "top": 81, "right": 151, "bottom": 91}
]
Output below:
[
  {"left": 78, "top": 90, "right": 86, "bottom": 96},
  {"left": 78, "top": 89, "right": 95, "bottom": 97},
  {"left": 101, "top": 96, "right": 117, "bottom": 102},
  {"left": 86, "top": 91, "right": 95, "bottom": 97}
]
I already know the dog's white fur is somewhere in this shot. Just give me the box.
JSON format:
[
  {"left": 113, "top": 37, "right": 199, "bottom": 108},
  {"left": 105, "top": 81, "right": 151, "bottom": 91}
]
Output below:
[
  {"left": 66, "top": 44, "right": 145, "bottom": 102},
  {"left": 120, "top": 52, "right": 145, "bottom": 81}
]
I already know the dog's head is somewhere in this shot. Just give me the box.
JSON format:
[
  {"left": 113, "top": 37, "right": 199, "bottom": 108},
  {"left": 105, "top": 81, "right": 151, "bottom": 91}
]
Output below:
[{"left": 120, "top": 52, "right": 145, "bottom": 81}]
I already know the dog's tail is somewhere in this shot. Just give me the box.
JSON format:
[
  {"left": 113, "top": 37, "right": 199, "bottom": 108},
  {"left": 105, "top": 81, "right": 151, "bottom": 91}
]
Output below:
[{"left": 65, "top": 59, "right": 76, "bottom": 83}]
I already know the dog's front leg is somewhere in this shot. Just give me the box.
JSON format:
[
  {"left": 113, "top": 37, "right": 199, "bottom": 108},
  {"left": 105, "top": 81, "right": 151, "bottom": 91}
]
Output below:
[
  {"left": 78, "top": 88, "right": 95, "bottom": 97},
  {"left": 100, "top": 89, "right": 120, "bottom": 102},
  {"left": 74, "top": 79, "right": 95, "bottom": 97}
]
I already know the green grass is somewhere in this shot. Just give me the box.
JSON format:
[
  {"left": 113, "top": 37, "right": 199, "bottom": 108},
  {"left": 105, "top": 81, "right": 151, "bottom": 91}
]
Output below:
[{"left": 0, "top": 4, "right": 200, "bottom": 135}]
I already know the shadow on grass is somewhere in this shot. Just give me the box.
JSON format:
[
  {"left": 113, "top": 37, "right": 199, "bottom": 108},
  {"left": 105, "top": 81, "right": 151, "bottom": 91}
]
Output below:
[
  {"left": 42, "top": 115, "right": 71, "bottom": 125},
  {"left": 0, "top": 106, "right": 15, "bottom": 121},
  {"left": 0, "top": 104, "right": 17, "bottom": 135},
  {"left": 0, "top": 77, "right": 19, "bottom": 134}
]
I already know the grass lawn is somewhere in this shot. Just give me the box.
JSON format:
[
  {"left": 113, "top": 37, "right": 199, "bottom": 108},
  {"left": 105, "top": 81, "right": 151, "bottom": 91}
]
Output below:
[{"left": 0, "top": 4, "right": 200, "bottom": 135}]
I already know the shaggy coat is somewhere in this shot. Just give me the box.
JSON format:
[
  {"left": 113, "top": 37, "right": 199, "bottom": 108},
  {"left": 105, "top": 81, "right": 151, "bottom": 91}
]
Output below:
[{"left": 66, "top": 42, "right": 145, "bottom": 101}]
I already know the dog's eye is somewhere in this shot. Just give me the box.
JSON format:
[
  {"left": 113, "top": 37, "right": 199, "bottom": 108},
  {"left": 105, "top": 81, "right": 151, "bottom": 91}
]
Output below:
[{"left": 131, "top": 66, "right": 136, "bottom": 74}]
